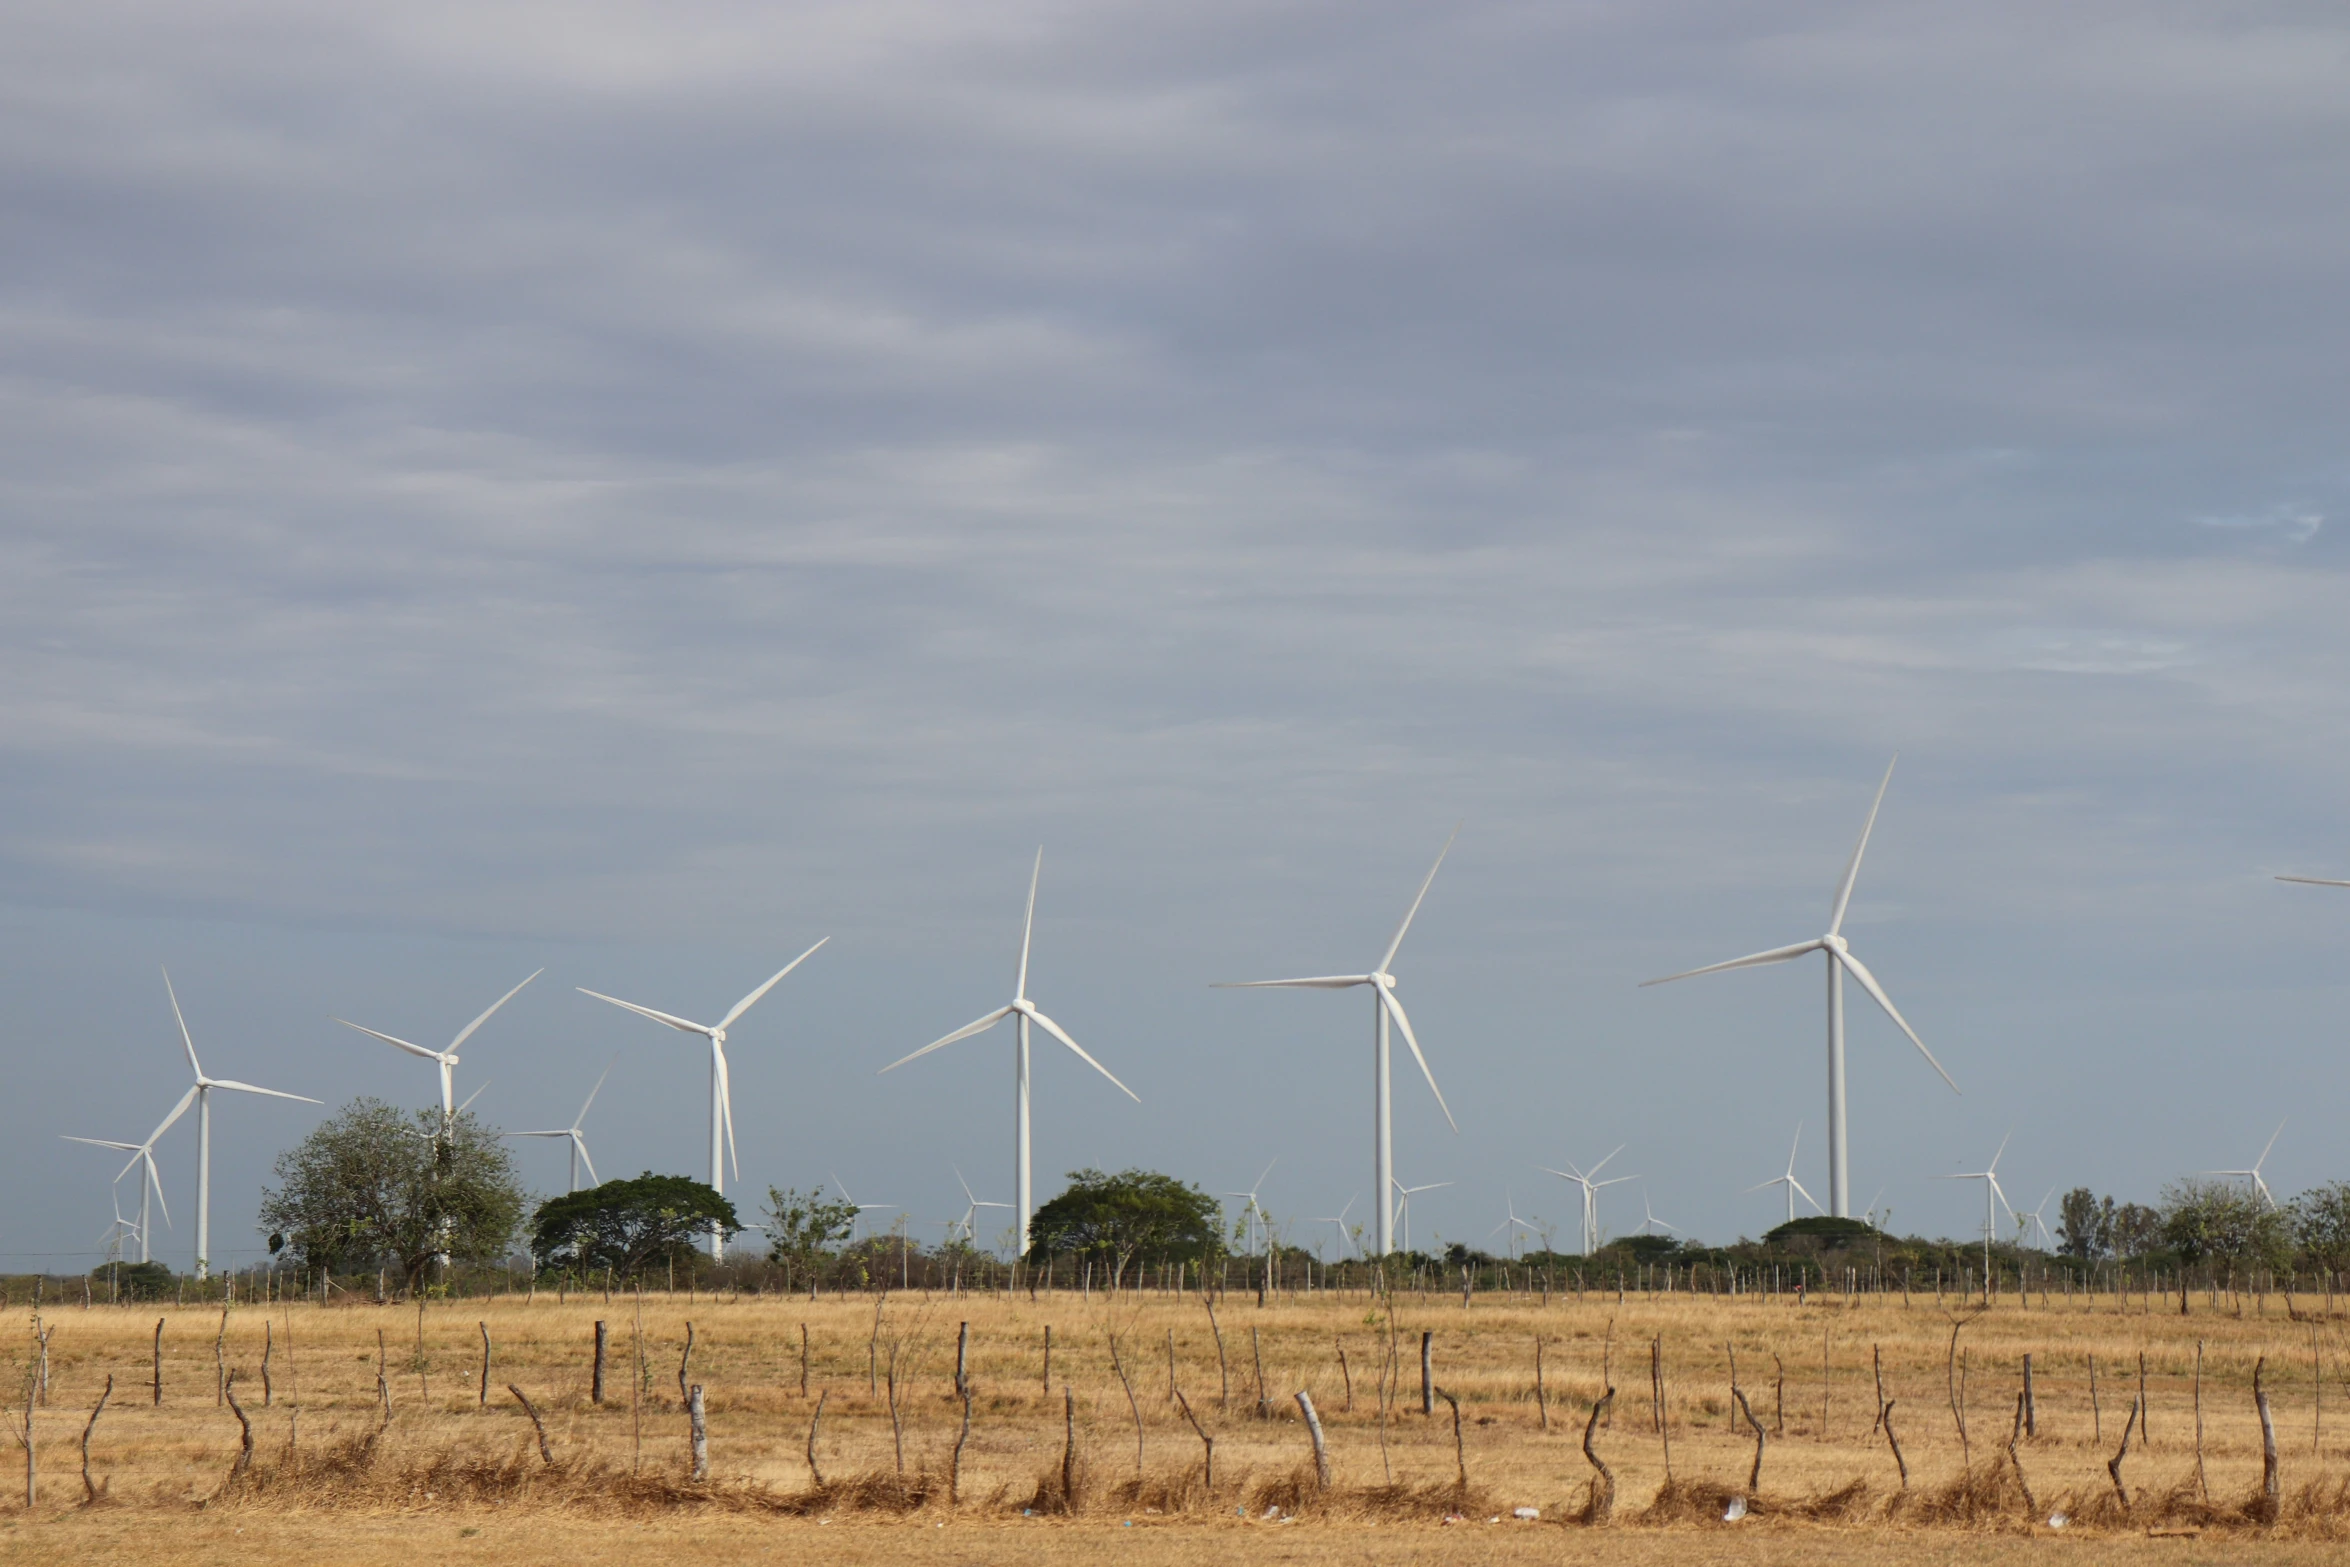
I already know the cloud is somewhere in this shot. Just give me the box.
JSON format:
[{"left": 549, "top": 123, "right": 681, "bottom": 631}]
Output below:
[{"left": 2196, "top": 506, "right": 2323, "bottom": 543}]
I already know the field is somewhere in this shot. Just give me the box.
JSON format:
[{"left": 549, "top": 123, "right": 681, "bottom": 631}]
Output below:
[{"left": 8, "top": 1271, "right": 2350, "bottom": 1563}]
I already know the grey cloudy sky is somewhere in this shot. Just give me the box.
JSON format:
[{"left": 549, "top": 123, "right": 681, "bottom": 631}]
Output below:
[{"left": 6, "top": 2, "right": 2349, "bottom": 1270}]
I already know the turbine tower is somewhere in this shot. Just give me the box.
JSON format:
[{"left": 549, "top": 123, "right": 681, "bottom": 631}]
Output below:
[
  {"left": 578, "top": 939, "right": 827, "bottom": 1260},
  {"left": 1214, "top": 829, "right": 1462, "bottom": 1255},
  {"left": 151, "top": 970, "right": 317, "bottom": 1278},
  {"left": 880, "top": 850, "right": 1137, "bottom": 1252},
  {"left": 506, "top": 1057, "right": 617, "bottom": 1193},
  {"left": 1749, "top": 1124, "right": 1822, "bottom": 1226},
  {"left": 1642, "top": 758, "right": 1958, "bottom": 1216}
]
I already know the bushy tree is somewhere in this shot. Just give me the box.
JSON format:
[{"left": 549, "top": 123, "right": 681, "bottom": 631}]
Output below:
[
  {"left": 763, "top": 1185, "right": 860, "bottom": 1277},
  {"left": 258, "top": 1097, "right": 524, "bottom": 1290},
  {"left": 2110, "top": 1202, "right": 2164, "bottom": 1260},
  {"left": 2291, "top": 1182, "right": 2350, "bottom": 1288},
  {"left": 2057, "top": 1188, "right": 2112, "bottom": 1261},
  {"left": 530, "top": 1173, "right": 740, "bottom": 1278},
  {"left": 1028, "top": 1168, "right": 1221, "bottom": 1274},
  {"left": 2160, "top": 1177, "right": 2287, "bottom": 1311}
]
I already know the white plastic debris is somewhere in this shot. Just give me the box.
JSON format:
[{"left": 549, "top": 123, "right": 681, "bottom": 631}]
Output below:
[
  {"left": 2048, "top": 1512, "right": 2069, "bottom": 1529},
  {"left": 1724, "top": 1496, "right": 1749, "bottom": 1522},
  {"left": 1512, "top": 1506, "right": 1540, "bottom": 1520}
]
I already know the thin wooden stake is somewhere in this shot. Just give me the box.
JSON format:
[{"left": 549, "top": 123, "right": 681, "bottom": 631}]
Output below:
[
  {"left": 1296, "top": 1389, "right": 1330, "bottom": 1488},
  {"left": 152, "top": 1318, "right": 164, "bottom": 1407},
  {"left": 2107, "top": 1394, "right": 2139, "bottom": 1510},
  {"left": 1882, "top": 1398, "right": 1909, "bottom": 1488},
  {"left": 508, "top": 1384, "right": 553, "bottom": 1466},
  {"left": 2255, "top": 1355, "right": 2281, "bottom": 1522},
  {"left": 592, "top": 1320, "right": 608, "bottom": 1405},
  {"left": 2194, "top": 1339, "right": 2207, "bottom": 1500},
  {"left": 78, "top": 1375, "right": 110, "bottom": 1504},
  {"left": 687, "top": 1384, "right": 709, "bottom": 1482},
  {"left": 805, "top": 1389, "right": 828, "bottom": 1487},
  {"left": 478, "top": 1321, "right": 491, "bottom": 1408},
  {"left": 1435, "top": 1385, "right": 1467, "bottom": 1491},
  {"left": 1175, "top": 1389, "right": 1213, "bottom": 1489},
  {"left": 224, "top": 1371, "right": 253, "bottom": 1480},
  {"left": 1581, "top": 1388, "right": 1616, "bottom": 1522},
  {"left": 1733, "top": 1385, "right": 1765, "bottom": 1494}
]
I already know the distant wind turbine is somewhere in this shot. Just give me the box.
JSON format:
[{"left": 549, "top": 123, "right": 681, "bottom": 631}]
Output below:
[
  {"left": 63, "top": 1130, "right": 170, "bottom": 1265},
  {"left": 1309, "top": 1195, "right": 1359, "bottom": 1260},
  {"left": 2020, "top": 1186, "right": 2059, "bottom": 1251},
  {"left": 2204, "top": 1121, "right": 2285, "bottom": 1209},
  {"left": 1750, "top": 1125, "right": 1822, "bottom": 1226},
  {"left": 950, "top": 1168, "right": 1013, "bottom": 1247},
  {"left": 1225, "top": 1160, "right": 1277, "bottom": 1256},
  {"left": 1215, "top": 829, "right": 1462, "bottom": 1256},
  {"left": 1642, "top": 759, "right": 1958, "bottom": 1217},
  {"left": 335, "top": 971, "right": 542, "bottom": 1127},
  {"left": 880, "top": 850, "right": 1136, "bottom": 1252},
  {"left": 1635, "top": 1190, "right": 1682, "bottom": 1238},
  {"left": 1488, "top": 1190, "right": 1538, "bottom": 1259},
  {"left": 151, "top": 970, "right": 318, "bottom": 1278},
  {"left": 830, "top": 1173, "right": 895, "bottom": 1239},
  {"left": 1939, "top": 1132, "right": 2016, "bottom": 1252},
  {"left": 505, "top": 1058, "right": 617, "bottom": 1193},
  {"left": 1390, "top": 1179, "right": 1450, "bottom": 1254},
  {"left": 1541, "top": 1147, "right": 1634, "bottom": 1255},
  {"left": 578, "top": 939, "right": 827, "bottom": 1259}
]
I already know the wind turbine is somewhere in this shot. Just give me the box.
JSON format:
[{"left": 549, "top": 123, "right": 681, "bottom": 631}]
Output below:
[
  {"left": 2020, "top": 1186, "right": 2059, "bottom": 1251},
  {"left": 1390, "top": 1179, "right": 1450, "bottom": 1253},
  {"left": 505, "top": 1058, "right": 616, "bottom": 1193},
  {"left": 1939, "top": 1132, "right": 2015, "bottom": 1252},
  {"left": 830, "top": 1173, "right": 895, "bottom": 1240},
  {"left": 335, "top": 970, "right": 543, "bottom": 1128},
  {"left": 1540, "top": 1147, "right": 1634, "bottom": 1255},
  {"left": 1635, "top": 1190, "right": 1682, "bottom": 1238},
  {"left": 1224, "top": 1160, "right": 1277, "bottom": 1256},
  {"left": 2205, "top": 1121, "right": 2285, "bottom": 1209},
  {"left": 1641, "top": 759, "right": 1958, "bottom": 1216},
  {"left": 1488, "top": 1190, "right": 1538, "bottom": 1259},
  {"left": 1214, "top": 829, "right": 1462, "bottom": 1256},
  {"left": 64, "top": 1131, "right": 169, "bottom": 1265},
  {"left": 950, "top": 1168, "right": 1013, "bottom": 1247},
  {"left": 880, "top": 850, "right": 1137, "bottom": 1252},
  {"left": 578, "top": 939, "right": 827, "bottom": 1259},
  {"left": 145, "top": 970, "right": 318, "bottom": 1278},
  {"left": 1749, "top": 1125, "right": 1822, "bottom": 1226},
  {"left": 98, "top": 1187, "right": 144, "bottom": 1267},
  {"left": 1309, "top": 1195, "right": 1359, "bottom": 1260}
]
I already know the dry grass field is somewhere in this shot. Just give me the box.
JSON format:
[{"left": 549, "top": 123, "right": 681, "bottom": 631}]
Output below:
[{"left": 9, "top": 1273, "right": 2350, "bottom": 1563}]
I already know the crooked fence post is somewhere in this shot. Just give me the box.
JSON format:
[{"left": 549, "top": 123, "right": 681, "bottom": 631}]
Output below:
[
  {"left": 687, "top": 1383, "right": 709, "bottom": 1482},
  {"left": 478, "top": 1322, "right": 491, "bottom": 1408},
  {"left": 1581, "top": 1387, "right": 1616, "bottom": 1523},
  {"left": 1296, "top": 1390, "right": 1330, "bottom": 1489},
  {"left": 508, "top": 1384, "right": 553, "bottom": 1466},
  {"left": 224, "top": 1371, "right": 254, "bottom": 1480},
  {"left": 78, "top": 1374, "right": 111, "bottom": 1505},
  {"left": 1881, "top": 1397, "right": 1909, "bottom": 1488},
  {"left": 1175, "top": 1390, "right": 1214, "bottom": 1489},
  {"left": 1733, "top": 1386, "right": 1765, "bottom": 1495},
  {"left": 2007, "top": 1391, "right": 2036, "bottom": 1516},
  {"left": 2255, "top": 1355, "right": 2281, "bottom": 1523},
  {"left": 2107, "top": 1395, "right": 2140, "bottom": 1510},
  {"left": 152, "top": 1318, "right": 165, "bottom": 1407},
  {"left": 805, "top": 1389, "right": 828, "bottom": 1488},
  {"left": 1435, "top": 1386, "right": 1467, "bottom": 1492}
]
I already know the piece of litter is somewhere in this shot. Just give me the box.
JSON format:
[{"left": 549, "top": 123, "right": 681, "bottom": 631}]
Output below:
[
  {"left": 2047, "top": 1512, "right": 2069, "bottom": 1529},
  {"left": 1264, "top": 1506, "right": 1281, "bottom": 1519},
  {"left": 1513, "top": 1507, "right": 1540, "bottom": 1521},
  {"left": 1724, "top": 1496, "right": 1749, "bottom": 1522}
]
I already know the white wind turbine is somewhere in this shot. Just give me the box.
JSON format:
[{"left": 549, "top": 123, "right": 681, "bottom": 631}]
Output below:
[
  {"left": 1541, "top": 1147, "right": 1634, "bottom": 1255},
  {"left": 830, "top": 1173, "right": 895, "bottom": 1239},
  {"left": 578, "top": 939, "right": 827, "bottom": 1260},
  {"left": 335, "top": 970, "right": 543, "bottom": 1128},
  {"left": 1642, "top": 759, "right": 1958, "bottom": 1217},
  {"left": 950, "top": 1168, "right": 1013, "bottom": 1247},
  {"left": 1488, "top": 1190, "right": 1538, "bottom": 1259},
  {"left": 1750, "top": 1125, "right": 1823, "bottom": 1226},
  {"left": 2020, "top": 1186, "right": 2059, "bottom": 1251},
  {"left": 1309, "top": 1195, "right": 1359, "bottom": 1260},
  {"left": 1635, "top": 1189, "right": 1682, "bottom": 1238},
  {"left": 1225, "top": 1160, "right": 1277, "bottom": 1256},
  {"left": 880, "top": 850, "right": 1137, "bottom": 1252},
  {"left": 2205, "top": 1121, "right": 2285, "bottom": 1209},
  {"left": 1939, "top": 1132, "right": 2015, "bottom": 1251},
  {"left": 99, "top": 1187, "right": 144, "bottom": 1267},
  {"left": 146, "top": 970, "right": 318, "bottom": 1278},
  {"left": 1390, "top": 1179, "right": 1450, "bottom": 1253},
  {"left": 505, "top": 1058, "right": 617, "bottom": 1194},
  {"left": 1215, "top": 830, "right": 1461, "bottom": 1256},
  {"left": 64, "top": 1130, "right": 169, "bottom": 1265}
]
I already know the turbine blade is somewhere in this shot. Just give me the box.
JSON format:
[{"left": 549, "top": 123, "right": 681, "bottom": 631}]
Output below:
[
  {"left": 2257, "top": 1120, "right": 2285, "bottom": 1168},
  {"left": 206, "top": 1080, "right": 321, "bottom": 1104},
  {"left": 456, "top": 1080, "right": 489, "bottom": 1115},
  {"left": 576, "top": 1056, "right": 619, "bottom": 1126},
  {"left": 879, "top": 1005, "right": 1016, "bottom": 1073},
  {"left": 144, "top": 1084, "right": 200, "bottom": 1147},
  {"left": 62, "top": 1136, "right": 142, "bottom": 1152},
  {"left": 332, "top": 1018, "right": 445, "bottom": 1062},
  {"left": 573, "top": 1132, "right": 599, "bottom": 1188},
  {"left": 1640, "top": 939, "right": 1825, "bottom": 987},
  {"left": 448, "top": 969, "right": 543, "bottom": 1054},
  {"left": 2277, "top": 874, "right": 2350, "bottom": 887},
  {"left": 1379, "top": 824, "right": 1461, "bottom": 973},
  {"left": 716, "top": 1044, "right": 739, "bottom": 1183},
  {"left": 1587, "top": 1144, "right": 1626, "bottom": 1179},
  {"left": 717, "top": 938, "right": 828, "bottom": 1032},
  {"left": 1829, "top": 756, "right": 1898, "bottom": 936},
  {"left": 1835, "top": 949, "right": 1959, "bottom": 1092},
  {"left": 1379, "top": 987, "right": 1457, "bottom": 1133},
  {"left": 1027, "top": 1009, "right": 1140, "bottom": 1103},
  {"left": 575, "top": 989, "right": 710, "bottom": 1036},
  {"left": 1211, "top": 975, "right": 1373, "bottom": 990},
  {"left": 1790, "top": 1178, "right": 1821, "bottom": 1214},
  {"left": 161, "top": 966, "right": 202, "bottom": 1079},
  {"left": 145, "top": 1151, "right": 172, "bottom": 1228},
  {"left": 1017, "top": 849, "right": 1042, "bottom": 1001}
]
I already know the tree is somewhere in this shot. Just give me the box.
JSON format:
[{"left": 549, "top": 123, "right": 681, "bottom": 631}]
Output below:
[
  {"left": 258, "top": 1097, "right": 524, "bottom": 1290},
  {"left": 530, "top": 1173, "right": 741, "bottom": 1278},
  {"left": 763, "top": 1185, "right": 860, "bottom": 1280},
  {"left": 1028, "top": 1169, "right": 1221, "bottom": 1278},
  {"left": 2056, "top": 1188, "right": 2112, "bottom": 1262},
  {"left": 2290, "top": 1182, "right": 2350, "bottom": 1288},
  {"left": 2161, "top": 1177, "right": 2287, "bottom": 1310},
  {"left": 2110, "top": 1202, "right": 2163, "bottom": 1260}
]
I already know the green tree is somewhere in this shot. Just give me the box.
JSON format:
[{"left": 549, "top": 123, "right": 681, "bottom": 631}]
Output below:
[
  {"left": 2056, "top": 1188, "right": 2112, "bottom": 1262},
  {"left": 2290, "top": 1182, "right": 2350, "bottom": 1288},
  {"left": 763, "top": 1185, "right": 860, "bottom": 1279},
  {"left": 2110, "top": 1202, "right": 2163, "bottom": 1260},
  {"left": 2160, "top": 1177, "right": 2287, "bottom": 1310},
  {"left": 1028, "top": 1168, "right": 1221, "bottom": 1278},
  {"left": 530, "top": 1173, "right": 740, "bottom": 1278},
  {"left": 258, "top": 1097, "right": 524, "bottom": 1289}
]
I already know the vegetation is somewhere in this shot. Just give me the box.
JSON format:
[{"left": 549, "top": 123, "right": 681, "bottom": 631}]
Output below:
[
  {"left": 1027, "top": 1167, "right": 1222, "bottom": 1273},
  {"left": 762, "top": 1184, "right": 861, "bottom": 1281},
  {"left": 256, "top": 1097, "right": 525, "bottom": 1290},
  {"left": 529, "top": 1173, "right": 741, "bottom": 1278}
]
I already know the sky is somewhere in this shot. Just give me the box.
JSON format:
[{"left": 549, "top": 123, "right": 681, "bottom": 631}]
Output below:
[{"left": 6, "top": 2, "right": 2350, "bottom": 1274}]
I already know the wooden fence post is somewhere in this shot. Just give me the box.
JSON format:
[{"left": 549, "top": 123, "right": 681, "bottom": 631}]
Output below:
[
  {"left": 1296, "top": 1390, "right": 1330, "bottom": 1488},
  {"left": 592, "top": 1320, "right": 608, "bottom": 1405},
  {"left": 687, "top": 1384, "right": 709, "bottom": 1482}
]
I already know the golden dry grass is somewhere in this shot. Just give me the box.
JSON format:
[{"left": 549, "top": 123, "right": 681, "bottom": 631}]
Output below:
[{"left": 10, "top": 1272, "right": 2350, "bottom": 1561}]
